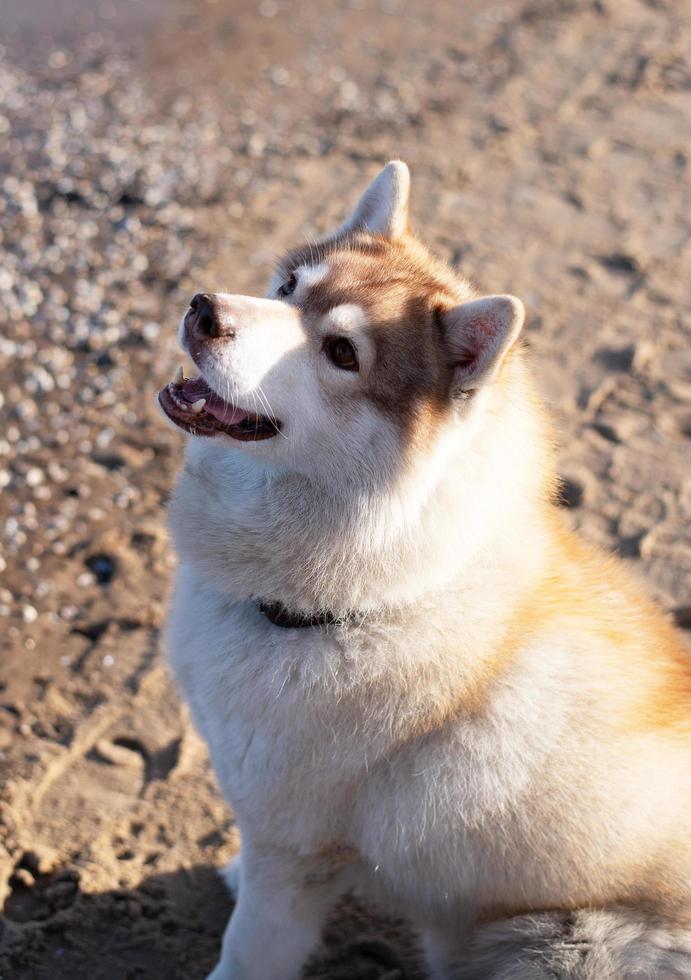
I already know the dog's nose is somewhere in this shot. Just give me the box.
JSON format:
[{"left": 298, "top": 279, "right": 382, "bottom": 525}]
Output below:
[{"left": 184, "top": 293, "right": 236, "bottom": 342}]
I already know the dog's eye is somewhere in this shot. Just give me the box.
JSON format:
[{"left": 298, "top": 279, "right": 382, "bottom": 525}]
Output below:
[
  {"left": 277, "top": 274, "right": 297, "bottom": 298},
  {"left": 324, "top": 337, "right": 359, "bottom": 372}
]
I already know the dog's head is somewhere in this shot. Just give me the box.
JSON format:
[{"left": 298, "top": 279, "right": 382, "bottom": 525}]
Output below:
[{"left": 159, "top": 162, "right": 524, "bottom": 482}]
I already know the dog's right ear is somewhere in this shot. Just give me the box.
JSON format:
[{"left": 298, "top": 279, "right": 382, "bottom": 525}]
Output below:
[
  {"left": 442, "top": 295, "right": 525, "bottom": 396},
  {"left": 335, "top": 160, "right": 410, "bottom": 240}
]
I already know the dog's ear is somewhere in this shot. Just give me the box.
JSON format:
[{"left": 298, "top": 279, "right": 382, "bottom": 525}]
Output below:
[
  {"left": 442, "top": 295, "right": 524, "bottom": 394},
  {"left": 337, "top": 160, "right": 410, "bottom": 240}
]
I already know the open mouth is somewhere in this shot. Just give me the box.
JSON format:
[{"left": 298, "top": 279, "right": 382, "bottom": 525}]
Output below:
[{"left": 158, "top": 367, "right": 281, "bottom": 441}]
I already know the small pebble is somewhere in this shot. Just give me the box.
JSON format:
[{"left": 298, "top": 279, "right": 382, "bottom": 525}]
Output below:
[{"left": 25, "top": 467, "right": 44, "bottom": 487}]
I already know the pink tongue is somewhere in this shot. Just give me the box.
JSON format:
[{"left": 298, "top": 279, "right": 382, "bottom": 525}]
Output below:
[
  {"left": 204, "top": 398, "right": 249, "bottom": 424},
  {"left": 180, "top": 377, "right": 249, "bottom": 425}
]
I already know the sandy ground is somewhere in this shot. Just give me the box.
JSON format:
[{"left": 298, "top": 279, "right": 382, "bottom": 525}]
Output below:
[{"left": 0, "top": 0, "right": 690, "bottom": 976}]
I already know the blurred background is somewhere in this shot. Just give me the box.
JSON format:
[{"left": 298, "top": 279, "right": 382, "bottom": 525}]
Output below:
[{"left": 0, "top": 0, "right": 689, "bottom": 976}]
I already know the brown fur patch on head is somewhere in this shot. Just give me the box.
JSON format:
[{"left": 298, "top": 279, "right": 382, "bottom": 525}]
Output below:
[{"left": 277, "top": 231, "right": 476, "bottom": 442}]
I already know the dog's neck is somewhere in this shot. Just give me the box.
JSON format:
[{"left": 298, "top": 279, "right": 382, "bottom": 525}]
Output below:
[{"left": 168, "top": 368, "right": 555, "bottom": 621}]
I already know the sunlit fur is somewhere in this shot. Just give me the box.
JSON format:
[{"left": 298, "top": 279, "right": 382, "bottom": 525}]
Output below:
[{"left": 165, "top": 162, "right": 691, "bottom": 980}]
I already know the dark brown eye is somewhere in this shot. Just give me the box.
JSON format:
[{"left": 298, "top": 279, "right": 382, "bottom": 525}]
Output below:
[
  {"left": 277, "top": 274, "right": 297, "bottom": 298},
  {"left": 324, "top": 336, "right": 358, "bottom": 372}
]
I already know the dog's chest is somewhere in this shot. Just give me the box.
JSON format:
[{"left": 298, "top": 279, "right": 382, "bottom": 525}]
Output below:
[
  {"left": 166, "top": 567, "right": 576, "bottom": 908},
  {"left": 167, "top": 564, "right": 376, "bottom": 842}
]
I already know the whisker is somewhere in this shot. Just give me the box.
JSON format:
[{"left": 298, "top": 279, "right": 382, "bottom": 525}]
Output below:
[{"left": 255, "top": 383, "right": 286, "bottom": 438}]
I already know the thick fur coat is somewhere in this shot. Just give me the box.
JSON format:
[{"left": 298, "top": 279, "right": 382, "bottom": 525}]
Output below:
[{"left": 160, "top": 162, "right": 691, "bottom": 979}]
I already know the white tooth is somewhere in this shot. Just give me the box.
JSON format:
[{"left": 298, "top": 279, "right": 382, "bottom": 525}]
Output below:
[
  {"left": 190, "top": 399, "right": 206, "bottom": 413},
  {"left": 174, "top": 365, "right": 184, "bottom": 385}
]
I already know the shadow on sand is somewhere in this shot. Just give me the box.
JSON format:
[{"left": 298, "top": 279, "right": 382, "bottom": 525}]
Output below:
[{"left": 0, "top": 863, "right": 424, "bottom": 980}]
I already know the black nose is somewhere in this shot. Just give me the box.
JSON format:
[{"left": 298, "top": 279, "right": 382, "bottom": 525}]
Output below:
[{"left": 185, "top": 293, "right": 235, "bottom": 341}]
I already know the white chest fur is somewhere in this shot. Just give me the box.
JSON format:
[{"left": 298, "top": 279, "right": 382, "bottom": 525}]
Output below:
[
  {"left": 166, "top": 560, "right": 580, "bottom": 916},
  {"left": 167, "top": 562, "right": 395, "bottom": 849}
]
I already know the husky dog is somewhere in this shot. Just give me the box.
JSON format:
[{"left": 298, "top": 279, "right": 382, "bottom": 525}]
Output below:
[{"left": 159, "top": 162, "right": 691, "bottom": 979}]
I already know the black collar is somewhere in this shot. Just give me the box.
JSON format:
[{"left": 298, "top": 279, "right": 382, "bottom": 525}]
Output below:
[{"left": 257, "top": 600, "right": 346, "bottom": 629}]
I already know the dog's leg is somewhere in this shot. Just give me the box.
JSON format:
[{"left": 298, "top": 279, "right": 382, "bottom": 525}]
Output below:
[
  {"left": 207, "top": 843, "right": 350, "bottom": 980},
  {"left": 222, "top": 852, "right": 241, "bottom": 902}
]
